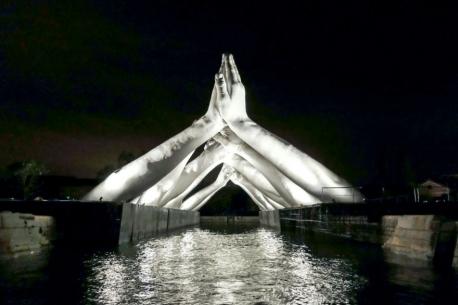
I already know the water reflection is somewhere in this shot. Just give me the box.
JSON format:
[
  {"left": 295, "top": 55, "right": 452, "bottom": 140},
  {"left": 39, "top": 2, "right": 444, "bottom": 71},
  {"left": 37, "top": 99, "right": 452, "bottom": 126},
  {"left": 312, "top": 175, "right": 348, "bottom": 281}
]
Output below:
[
  {"left": 0, "top": 223, "right": 457, "bottom": 305},
  {"left": 84, "top": 225, "right": 365, "bottom": 304}
]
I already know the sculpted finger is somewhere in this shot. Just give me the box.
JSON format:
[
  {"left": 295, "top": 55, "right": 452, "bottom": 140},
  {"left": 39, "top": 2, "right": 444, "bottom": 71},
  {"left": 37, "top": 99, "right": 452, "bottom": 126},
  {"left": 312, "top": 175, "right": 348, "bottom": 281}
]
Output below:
[
  {"left": 209, "top": 83, "right": 216, "bottom": 104},
  {"left": 213, "top": 133, "right": 229, "bottom": 146},
  {"left": 220, "top": 126, "right": 232, "bottom": 137},
  {"left": 214, "top": 73, "right": 229, "bottom": 99},
  {"left": 231, "top": 169, "right": 242, "bottom": 181},
  {"left": 218, "top": 55, "right": 224, "bottom": 75},
  {"left": 222, "top": 54, "right": 232, "bottom": 93},
  {"left": 205, "top": 83, "right": 219, "bottom": 118},
  {"left": 229, "top": 54, "right": 242, "bottom": 83},
  {"left": 204, "top": 139, "right": 218, "bottom": 150},
  {"left": 223, "top": 165, "right": 235, "bottom": 179}
]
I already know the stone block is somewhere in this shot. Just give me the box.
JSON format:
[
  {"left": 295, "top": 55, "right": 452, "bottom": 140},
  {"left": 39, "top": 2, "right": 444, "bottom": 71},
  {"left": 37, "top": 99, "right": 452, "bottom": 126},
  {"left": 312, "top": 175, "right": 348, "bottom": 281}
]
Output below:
[
  {"left": 0, "top": 227, "right": 42, "bottom": 254},
  {"left": 383, "top": 215, "right": 444, "bottom": 261},
  {"left": 396, "top": 215, "right": 442, "bottom": 231},
  {"left": 34, "top": 215, "right": 55, "bottom": 228},
  {"left": 1, "top": 212, "right": 35, "bottom": 229},
  {"left": 0, "top": 212, "right": 56, "bottom": 255}
]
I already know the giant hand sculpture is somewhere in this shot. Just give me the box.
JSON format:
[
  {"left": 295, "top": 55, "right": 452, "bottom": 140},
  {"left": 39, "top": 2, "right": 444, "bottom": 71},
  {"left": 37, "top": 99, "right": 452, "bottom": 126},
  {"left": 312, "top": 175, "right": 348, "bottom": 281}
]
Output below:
[{"left": 82, "top": 54, "right": 363, "bottom": 209}]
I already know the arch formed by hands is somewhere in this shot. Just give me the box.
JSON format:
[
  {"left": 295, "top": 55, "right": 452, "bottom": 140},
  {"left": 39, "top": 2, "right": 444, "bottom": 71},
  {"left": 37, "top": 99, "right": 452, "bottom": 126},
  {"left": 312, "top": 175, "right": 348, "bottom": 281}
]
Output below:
[{"left": 83, "top": 54, "right": 364, "bottom": 210}]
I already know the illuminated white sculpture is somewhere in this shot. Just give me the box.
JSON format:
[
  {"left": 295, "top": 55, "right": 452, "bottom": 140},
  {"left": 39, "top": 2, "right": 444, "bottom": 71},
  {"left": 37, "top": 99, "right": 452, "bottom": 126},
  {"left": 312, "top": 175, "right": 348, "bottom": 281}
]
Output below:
[{"left": 83, "top": 54, "right": 363, "bottom": 209}]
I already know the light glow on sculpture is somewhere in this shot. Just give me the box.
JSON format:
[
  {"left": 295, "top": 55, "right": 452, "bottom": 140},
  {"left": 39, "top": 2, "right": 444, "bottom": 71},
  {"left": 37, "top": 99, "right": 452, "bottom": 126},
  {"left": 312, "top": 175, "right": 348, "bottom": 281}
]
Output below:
[{"left": 83, "top": 54, "right": 364, "bottom": 210}]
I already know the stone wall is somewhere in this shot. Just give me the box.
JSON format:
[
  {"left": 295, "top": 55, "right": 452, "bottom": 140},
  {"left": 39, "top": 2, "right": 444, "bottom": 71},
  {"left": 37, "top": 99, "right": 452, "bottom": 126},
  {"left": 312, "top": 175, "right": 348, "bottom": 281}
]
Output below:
[
  {"left": 278, "top": 207, "right": 382, "bottom": 243},
  {"left": 0, "top": 212, "right": 56, "bottom": 256},
  {"left": 118, "top": 203, "right": 167, "bottom": 244},
  {"left": 119, "top": 204, "right": 199, "bottom": 244},
  {"left": 200, "top": 216, "right": 259, "bottom": 224},
  {"left": 167, "top": 208, "right": 200, "bottom": 231},
  {"left": 0, "top": 203, "right": 200, "bottom": 250},
  {"left": 260, "top": 205, "right": 458, "bottom": 266},
  {"left": 259, "top": 210, "right": 280, "bottom": 229}
]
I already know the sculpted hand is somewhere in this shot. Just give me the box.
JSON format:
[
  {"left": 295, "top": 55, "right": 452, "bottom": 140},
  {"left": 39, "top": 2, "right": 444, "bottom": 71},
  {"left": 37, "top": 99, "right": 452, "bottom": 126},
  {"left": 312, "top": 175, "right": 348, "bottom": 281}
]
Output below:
[
  {"left": 229, "top": 169, "right": 243, "bottom": 184},
  {"left": 220, "top": 126, "right": 243, "bottom": 144},
  {"left": 213, "top": 127, "right": 245, "bottom": 154},
  {"left": 203, "top": 83, "right": 225, "bottom": 127},
  {"left": 215, "top": 164, "right": 234, "bottom": 185},
  {"left": 216, "top": 54, "right": 248, "bottom": 123}
]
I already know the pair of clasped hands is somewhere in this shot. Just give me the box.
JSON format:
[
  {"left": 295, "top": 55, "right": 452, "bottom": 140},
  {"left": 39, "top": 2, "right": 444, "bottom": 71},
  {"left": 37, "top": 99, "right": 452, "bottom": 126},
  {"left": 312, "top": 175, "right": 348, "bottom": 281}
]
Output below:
[
  {"left": 202, "top": 54, "right": 251, "bottom": 184},
  {"left": 206, "top": 53, "right": 248, "bottom": 132}
]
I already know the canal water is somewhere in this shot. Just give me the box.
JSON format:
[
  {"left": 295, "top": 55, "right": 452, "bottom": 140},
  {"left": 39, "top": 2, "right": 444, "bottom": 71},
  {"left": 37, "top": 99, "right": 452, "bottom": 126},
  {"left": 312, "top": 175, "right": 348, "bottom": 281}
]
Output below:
[{"left": 1, "top": 222, "right": 457, "bottom": 305}]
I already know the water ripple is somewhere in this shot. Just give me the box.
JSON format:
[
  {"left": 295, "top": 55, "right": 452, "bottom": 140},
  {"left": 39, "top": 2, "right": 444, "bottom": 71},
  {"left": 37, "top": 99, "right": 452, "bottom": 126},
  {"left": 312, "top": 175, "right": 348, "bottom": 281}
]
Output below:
[{"left": 82, "top": 227, "right": 365, "bottom": 305}]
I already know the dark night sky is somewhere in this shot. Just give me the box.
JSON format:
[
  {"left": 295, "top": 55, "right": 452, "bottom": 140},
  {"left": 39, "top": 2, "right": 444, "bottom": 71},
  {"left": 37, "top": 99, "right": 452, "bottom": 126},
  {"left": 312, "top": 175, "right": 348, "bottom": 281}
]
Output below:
[{"left": 0, "top": 0, "right": 457, "bottom": 186}]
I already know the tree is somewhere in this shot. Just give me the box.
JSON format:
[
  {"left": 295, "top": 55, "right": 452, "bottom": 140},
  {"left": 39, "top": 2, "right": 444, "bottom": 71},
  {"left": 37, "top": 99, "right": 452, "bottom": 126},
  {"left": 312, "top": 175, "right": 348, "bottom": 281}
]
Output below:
[{"left": 14, "top": 160, "right": 49, "bottom": 199}]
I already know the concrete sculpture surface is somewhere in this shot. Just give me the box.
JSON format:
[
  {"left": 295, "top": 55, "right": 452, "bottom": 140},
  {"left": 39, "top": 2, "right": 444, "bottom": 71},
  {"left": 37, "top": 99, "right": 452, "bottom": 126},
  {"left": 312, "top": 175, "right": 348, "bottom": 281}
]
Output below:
[{"left": 83, "top": 54, "right": 363, "bottom": 209}]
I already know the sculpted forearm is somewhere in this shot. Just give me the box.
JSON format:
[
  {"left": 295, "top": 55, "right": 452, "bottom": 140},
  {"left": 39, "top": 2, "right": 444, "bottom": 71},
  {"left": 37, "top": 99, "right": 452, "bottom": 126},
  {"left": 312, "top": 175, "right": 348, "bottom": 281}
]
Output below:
[
  {"left": 161, "top": 144, "right": 227, "bottom": 208},
  {"left": 216, "top": 131, "right": 320, "bottom": 206},
  {"left": 83, "top": 117, "right": 223, "bottom": 202},
  {"left": 229, "top": 118, "right": 360, "bottom": 202},
  {"left": 181, "top": 165, "right": 232, "bottom": 210},
  {"left": 230, "top": 177, "right": 278, "bottom": 210},
  {"left": 226, "top": 156, "right": 291, "bottom": 207},
  {"left": 184, "top": 182, "right": 226, "bottom": 211},
  {"left": 133, "top": 152, "right": 194, "bottom": 205}
]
